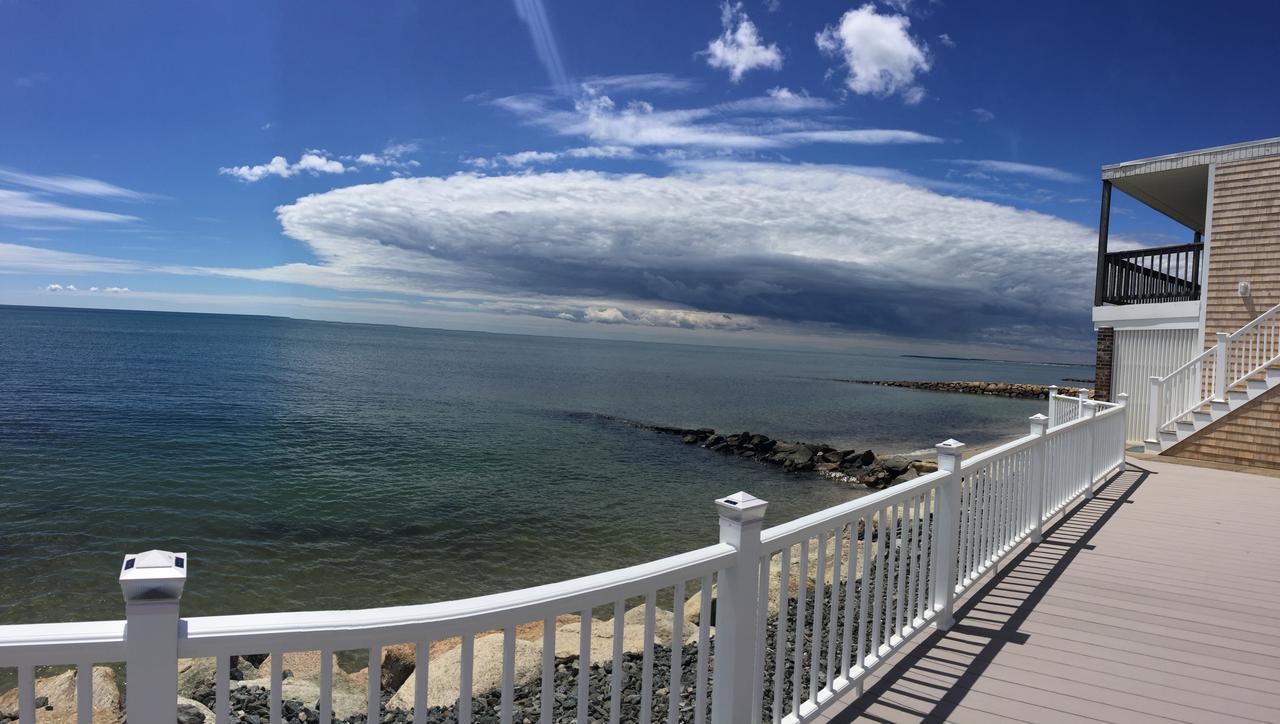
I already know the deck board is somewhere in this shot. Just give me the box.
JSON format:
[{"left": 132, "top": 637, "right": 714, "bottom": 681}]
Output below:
[{"left": 818, "top": 457, "right": 1280, "bottom": 723}]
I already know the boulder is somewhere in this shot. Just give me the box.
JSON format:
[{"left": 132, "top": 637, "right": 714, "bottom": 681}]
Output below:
[
  {"left": 386, "top": 633, "right": 540, "bottom": 711},
  {"left": 681, "top": 434, "right": 699, "bottom": 444},
  {"left": 380, "top": 643, "right": 417, "bottom": 692},
  {"left": 232, "top": 670, "right": 365, "bottom": 720},
  {"left": 176, "top": 657, "right": 256, "bottom": 699},
  {"left": 253, "top": 651, "right": 338, "bottom": 682},
  {"left": 0, "top": 667, "right": 119, "bottom": 724},
  {"left": 177, "top": 697, "right": 215, "bottom": 724}
]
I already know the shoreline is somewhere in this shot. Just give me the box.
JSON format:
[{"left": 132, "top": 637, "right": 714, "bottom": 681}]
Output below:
[{"left": 843, "top": 379, "right": 1091, "bottom": 399}]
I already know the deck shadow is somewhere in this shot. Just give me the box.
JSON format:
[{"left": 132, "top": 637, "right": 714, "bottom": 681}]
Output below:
[{"left": 827, "top": 462, "right": 1152, "bottom": 723}]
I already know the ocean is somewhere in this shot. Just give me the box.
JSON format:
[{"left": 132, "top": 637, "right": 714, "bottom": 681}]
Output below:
[{"left": 0, "top": 305, "right": 1091, "bottom": 624}]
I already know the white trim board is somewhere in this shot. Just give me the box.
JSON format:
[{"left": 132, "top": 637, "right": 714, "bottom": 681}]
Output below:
[{"left": 1093, "top": 301, "right": 1201, "bottom": 330}]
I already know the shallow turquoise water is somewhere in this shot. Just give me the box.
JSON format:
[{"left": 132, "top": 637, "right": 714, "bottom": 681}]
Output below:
[{"left": 0, "top": 306, "right": 1089, "bottom": 624}]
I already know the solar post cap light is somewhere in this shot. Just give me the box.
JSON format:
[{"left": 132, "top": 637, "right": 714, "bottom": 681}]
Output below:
[{"left": 119, "top": 549, "right": 187, "bottom": 601}]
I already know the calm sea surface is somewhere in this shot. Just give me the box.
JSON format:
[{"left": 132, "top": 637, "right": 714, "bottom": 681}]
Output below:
[{"left": 0, "top": 306, "right": 1091, "bottom": 624}]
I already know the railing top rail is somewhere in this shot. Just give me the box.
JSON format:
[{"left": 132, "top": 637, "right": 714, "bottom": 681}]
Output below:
[
  {"left": 1105, "top": 241, "right": 1204, "bottom": 258},
  {"left": 1229, "top": 299, "right": 1280, "bottom": 339},
  {"left": 180, "top": 542, "right": 734, "bottom": 653},
  {"left": 760, "top": 468, "right": 949, "bottom": 547},
  {"left": 1157, "top": 345, "right": 1217, "bottom": 384},
  {"left": 0, "top": 619, "right": 125, "bottom": 666},
  {"left": 961, "top": 433, "right": 1038, "bottom": 469}
]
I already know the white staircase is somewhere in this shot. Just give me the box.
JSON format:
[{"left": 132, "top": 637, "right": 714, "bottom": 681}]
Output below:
[
  {"left": 1144, "top": 300, "right": 1280, "bottom": 454},
  {"left": 1146, "top": 366, "right": 1280, "bottom": 453}
]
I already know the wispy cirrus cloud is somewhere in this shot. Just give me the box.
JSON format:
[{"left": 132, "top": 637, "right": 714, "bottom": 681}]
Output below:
[
  {"left": 946, "top": 159, "right": 1085, "bottom": 184},
  {"left": 0, "top": 168, "right": 153, "bottom": 201},
  {"left": 817, "top": 3, "right": 932, "bottom": 104},
  {"left": 513, "top": 0, "right": 571, "bottom": 92},
  {"left": 579, "top": 74, "right": 697, "bottom": 95},
  {"left": 490, "top": 84, "right": 941, "bottom": 151},
  {"left": 703, "top": 2, "right": 783, "bottom": 82},
  {"left": 464, "top": 145, "right": 637, "bottom": 169},
  {"left": 0, "top": 190, "right": 139, "bottom": 224}
]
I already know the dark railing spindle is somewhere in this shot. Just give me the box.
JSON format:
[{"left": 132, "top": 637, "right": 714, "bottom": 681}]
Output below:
[{"left": 1100, "top": 242, "right": 1203, "bottom": 305}]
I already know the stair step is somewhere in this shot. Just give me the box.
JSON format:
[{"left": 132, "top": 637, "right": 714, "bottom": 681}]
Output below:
[
  {"left": 1144, "top": 439, "right": 1163, "bottom": 454},
  {"left": 1211, "top": 399, "right": 1233, "bottom": 414},
  {"left": 1192, "top": 411, "right": 1213, "bottom": 424},
  {"left": 1268, "top": 367, "right": 1280, "bottom": 383},
  {"left": 1176, "top": 420, "right": 1196, "bottom": 432},
  {"left": 1159, "top": 430, "right": 1180, "bottom": 444},
  {"left": 1248, "top": 379, "right": 1269, "bottom": 393}
]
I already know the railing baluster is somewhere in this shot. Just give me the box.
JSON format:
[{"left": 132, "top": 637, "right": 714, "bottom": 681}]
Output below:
[
  {"left": 541, "top": 615, "right": 555, "bottom": 724},
  {"left": 504, "top": 626, "right": 517, "bottom": 724},
  {"left": 826, "top": 525, "right": 841, "bottom": 689},
  {"left": 320, "top": 649, "right": 333, "bottom": 724},
  {"left": 855, "top": 514, "right": 871, "bottom": 680},
  {"left": 270, "top": 650, "right": 282, "bottom": 724},
  {"left": 771, "top": 548, "right": 789, "bottom": 723},
  {"left": 916, "top": 490, "right": 933, "bottom": 623},
  {"left": 611, "top": 599, "right": 625, "bottom": 724},
  {"left": 671, "top": 580, "right": 686, "bottom": 724},
  {"left": 640, "top": 590, "right": 656, "bottom": 724},
  {"left": 216, "top": 656, "right": 231, "bottom": 724},
  {"left": 810, "top": 531, "right": 826, "bottom": 700},
  {"left": 870, "top": 510, "right": 886, "bottom": 657},
  {"left": 841, "top": 520, "right": 857, "bottom": 680},
  {"left": 18, "top": 664, "right": 34, "bottom": 724},
  {"left": 792, "top": 538, "right": 808, "bottom": 713},
  {"left": 695, "top": 576, "right": 711, "bottom": 724},
  {"left": 459, "top": 634, "right": 474, "bottom": 724},
  {"left": 414, "top": 642, "right": 428, "bottom": 724},
  {"left": 892, "top": 502, "right": 907, "bottom": 639},
  {"left": 76, "top": 662, "right": 93, "bottom": 724},
  {"left": 752, "top": 559, "right": 768, "bottom": 723},
  {"left": 578, "top": 609, "right": 591, "bottom": 724},
  {"left": 367, "top": 646, "right": 380, "bottom": 724}
]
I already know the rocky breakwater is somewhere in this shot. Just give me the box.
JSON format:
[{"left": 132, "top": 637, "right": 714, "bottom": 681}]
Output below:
[
  {"left": 662, "top": 427, "right": 936, "bottom": 490},
  {"left": 850, "top": 380, "right": 1090, "bottom": 400}
]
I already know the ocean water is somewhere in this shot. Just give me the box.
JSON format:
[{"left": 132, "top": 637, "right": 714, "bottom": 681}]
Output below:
[{"left": 0, "top": 305, "right": 1091, "bottom": 625}]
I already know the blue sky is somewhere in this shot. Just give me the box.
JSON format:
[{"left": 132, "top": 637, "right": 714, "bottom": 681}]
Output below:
[{"left": 2, "top": 0, "right": 1277, "bottom": 360}]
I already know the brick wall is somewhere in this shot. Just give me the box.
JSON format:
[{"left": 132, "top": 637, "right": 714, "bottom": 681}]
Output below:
[{"left": 1094, "top": 326, "right": 1114, "bottom": 402}]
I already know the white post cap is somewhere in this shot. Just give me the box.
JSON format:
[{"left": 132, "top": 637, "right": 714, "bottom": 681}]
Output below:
[
  {"left": 935, "top": 438, "right": 966, "bottom": 453},
  {"left": 1029, "top": 413, "right": 1049, "bottom": 433},
  {"left": 715, "top": 491, "right": 768, "bottom": 523},
  {"left": 119, "top": 549, "right": 187, "bottom": 602}
]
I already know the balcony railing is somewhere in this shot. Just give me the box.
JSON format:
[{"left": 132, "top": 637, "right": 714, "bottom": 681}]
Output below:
[
  {"left": 1097, "top": 241, "right": 1202, "bottom": 306},
  {"left": 0, "top": 400, "right": 1129, "bottom": 724}
]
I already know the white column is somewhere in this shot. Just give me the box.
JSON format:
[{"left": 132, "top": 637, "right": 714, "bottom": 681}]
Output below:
[
  {"left": 1213, "top": 331, "right": 1230, "bottom": 401},
  {"left": 1116, "top": 393, "right": 1130, "bottom": 473},
  {"left": 119, "top": 550, "right": 187, "bottom": 724},
  {"left": 1047, "top": 385, "right": 1058, "bottom": 425},
  {"left": 1147, "top": 376, "right": 1161, "bottom": 442},
  {"left": 1083, "top": 402, "right": 1098, "bottom": 499},
  {"left": 1028, "top": 414, "right": 1049, "bottom": 543},
  {"left": 711, "top": 491, "right": 767, "bottom": 724},
  {"left": 930, "top": 439, "right": 965, "bottom": 631}
]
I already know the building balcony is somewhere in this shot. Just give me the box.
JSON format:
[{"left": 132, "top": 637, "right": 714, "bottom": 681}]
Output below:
[{"left": 1096, "top": 241, "right": 1203, "bottom": 306}]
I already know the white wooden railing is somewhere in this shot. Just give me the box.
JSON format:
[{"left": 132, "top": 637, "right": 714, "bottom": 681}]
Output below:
[
  {"left": 0, "top": 398, "right": 1128, "bottom": 724},
  {"left": 1148, "top": 299, "right": 1280, "bottom": 440},
  {"left": 1046, "top": 386, "right": 1089, "bottom": 428}
]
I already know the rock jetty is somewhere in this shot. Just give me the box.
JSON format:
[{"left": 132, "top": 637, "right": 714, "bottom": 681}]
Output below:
[
  {"left": 644, "top": 425, "right": 936, "bottom": 490},
  {"left": 849, "top": 380, "right": 1091, "bottom": 400}
]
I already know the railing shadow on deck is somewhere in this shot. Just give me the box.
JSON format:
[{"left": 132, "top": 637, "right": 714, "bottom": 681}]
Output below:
[{"left": 826, "top": 462, "right": 1152, "bottom": 723}]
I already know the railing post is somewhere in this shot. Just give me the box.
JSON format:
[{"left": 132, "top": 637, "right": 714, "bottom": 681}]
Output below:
[
  {"left": 711, "top": 492, "right": 767, "bottom": 724},
  {"left": 1117, "top": 393, "right": 1130, "bottom": 473},
  {"left": 1082, "top": 402, "right": 1098, "bottom": 499},
  {"left": 1147, "top": 376, "right": 1161, "bottom": 442},
  {"left": 1046, "top": 385, "right": 1058, "bottom": 425},
  {"left": 1076, "top": 388, "right": 1087, "bottom": 417},
  {"left": 930, "top": 439, "right": 965, "bottom": 632},
  {"left": 1028, "top": 414, "right": 1049, "bottom": 543},
  {"left": 120, "top": 549, "right": 187, "bottom": 724},
  {"left": 1213, "top": 331, "right": 1230, "bottom": 400}
]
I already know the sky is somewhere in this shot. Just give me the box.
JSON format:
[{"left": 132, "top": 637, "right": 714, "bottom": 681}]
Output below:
[{"left": 2, "top": 0, "right": 1278, "bottom": 362}]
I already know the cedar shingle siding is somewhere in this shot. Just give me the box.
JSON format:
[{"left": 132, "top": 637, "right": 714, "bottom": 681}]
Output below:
[{"left": 1174, "top": 157, "right": 1280, "bottom": 469}]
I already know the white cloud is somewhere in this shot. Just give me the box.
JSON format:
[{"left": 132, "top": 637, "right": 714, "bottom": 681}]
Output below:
[
  {"left": 465, "top": 145, "right": 638, "bottom": 168},
  {"left": 0, "top": 242, "right": 143, "bottom": 273},
  {"left": 492, "top": 91, "right": 937, "bottom": 150},
  {"left": 104, "top": 286, "right": 129, "bottom": 293},
  {"left": 972, "top": 107, "right": 995, "bottom": 123},
  {"left": 780, "top": 129, "right": 941, "bottom": 145},
  {"left": 191, "top": 163, "right": 1099, "bottom": 346},
  {"left": 0, "top": 189, "right": 139, "bottom": 224},
  {"left": 816, "top": 4, "right": 932, "bottom": 103},
  {"left": 513, "top": 0, "right": 571, "bottom": 91},
  {"left": 45, "top": 283, "right": 66, "bottom": 292},
  {"left": 703, "top": 2, "right": 783, "bottom": 82},
  {"left": 343, "top": 142, "right": 422, "bottom": 170},
  {"left": 0, "top": 168, "right": 152, "bottom": 200},
  {"left": 218, "top": 152, "right": 351, "bottom": 183},
  {"left": 579, "top": 74, "right": 697, "bottom": 95},
  {"left": 938, "top": 33, "right": 956, "bottom": 48},
  {"left": 946, "top": 159, "right": 1085, "bottom": 184}
]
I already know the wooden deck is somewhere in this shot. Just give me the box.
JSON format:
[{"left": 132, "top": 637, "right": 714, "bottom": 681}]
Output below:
[{"left": 818, "top": 456, "right": 1280, "bottom": 723}]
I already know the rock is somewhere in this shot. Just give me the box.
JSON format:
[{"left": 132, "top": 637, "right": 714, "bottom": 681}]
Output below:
[
  {"left": 702, "top": 434, "right": 724, "bottom": 448},
  {"left": 380, "top": 643, "right": 416, "bottom": 692},
  {"left": 880, "top": 456, "right": 913, "bottom": 477},
  {"left": 681, "top": 434, "right": 699, "bottom": 444},
  {"left": 0, "top": 667, "right": 119, "bottom": 724},
  {"left": 177, "top": 697, "right": 214, "bottom": 724},
  {"left": 176, "top": 657, "right": 256, "bottom": 699},
  {"left": 387, "top": 633, "right": 540, "bottom": 711},
  {"left": 232, "top": 667, "right": 364, "bottom": 720},
  {"left": 815, "top": 462, "right": 840, "bottom": 473},
  {"left": 911, "top": 460, "right": 938, "bottom": 474}
]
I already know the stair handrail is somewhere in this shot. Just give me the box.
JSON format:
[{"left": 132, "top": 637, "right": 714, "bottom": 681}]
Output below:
[{"left": 1148, "top": 298, "right": 1280, "bottom": 441}]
